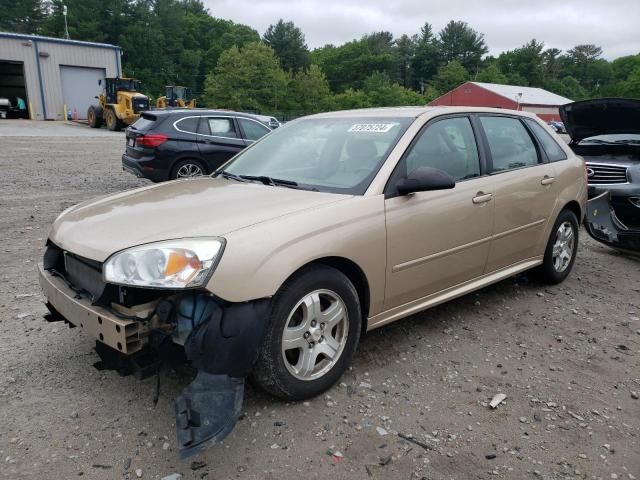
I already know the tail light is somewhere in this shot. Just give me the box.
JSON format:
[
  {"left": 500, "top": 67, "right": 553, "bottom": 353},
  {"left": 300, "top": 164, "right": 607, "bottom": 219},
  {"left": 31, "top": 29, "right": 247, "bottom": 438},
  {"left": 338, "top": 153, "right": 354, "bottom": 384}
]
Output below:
[{"left": 136, "top": 134, "right": 167, "bottom": 148}]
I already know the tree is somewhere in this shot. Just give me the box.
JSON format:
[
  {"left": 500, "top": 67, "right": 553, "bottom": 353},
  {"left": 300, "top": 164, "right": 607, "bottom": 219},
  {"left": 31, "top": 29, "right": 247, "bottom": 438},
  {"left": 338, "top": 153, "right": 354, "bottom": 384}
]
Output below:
[
  {"left": 0, "top": 0, "right": 46, "bottom": 34},
  {"left": 411, "top": 22, "right": 440, "bottom": 91},
  {"left": 433, "top": 60, "right": 468, "bottom": 92},
  {"left": 263, "top": 19, "right": 310, "bottom": 71},
  {"left": 619, "top": 65, "right": 640, "bottom": 98},
  {"left": 287, "top": 64, "right": 332, "bottom": 113},
  {"left": 437, "top": 20, "right": 488, "bottom": 72},
  {"left": 311, "top": 35, "right": 396, "bottom": 92},
  {"left": 204, "top": 42, "right": 288, "bottom": 113},
  {"left": 497, "top": 40, "right": 546, "bottom": 87},
  {"left": 362, "top": 71, "right": 425, "bottom": 106},
  {"left": 477, "top": 63, "right": 508, "bottom": 84}
]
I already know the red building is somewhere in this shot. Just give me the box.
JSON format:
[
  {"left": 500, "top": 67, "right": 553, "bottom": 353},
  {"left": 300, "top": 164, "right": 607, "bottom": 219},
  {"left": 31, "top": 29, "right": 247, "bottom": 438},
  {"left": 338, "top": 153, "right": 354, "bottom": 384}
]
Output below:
[{"left": 428, "top": 81, "right": 572, "bottom": 122}]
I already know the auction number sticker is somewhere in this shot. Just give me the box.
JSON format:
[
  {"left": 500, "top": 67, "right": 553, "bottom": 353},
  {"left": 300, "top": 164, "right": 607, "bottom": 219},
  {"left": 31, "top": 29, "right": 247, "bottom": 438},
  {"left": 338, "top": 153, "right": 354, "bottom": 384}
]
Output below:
[{"left": 348, "top": 123, "right": 396, "bottom": 133}]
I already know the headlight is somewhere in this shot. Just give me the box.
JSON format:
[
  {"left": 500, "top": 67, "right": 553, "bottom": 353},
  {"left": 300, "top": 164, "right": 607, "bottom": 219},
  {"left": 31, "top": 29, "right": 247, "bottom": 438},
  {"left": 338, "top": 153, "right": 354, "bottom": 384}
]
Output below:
[{"left": 103, "top": 238, "right": 225, "bottom": 289}]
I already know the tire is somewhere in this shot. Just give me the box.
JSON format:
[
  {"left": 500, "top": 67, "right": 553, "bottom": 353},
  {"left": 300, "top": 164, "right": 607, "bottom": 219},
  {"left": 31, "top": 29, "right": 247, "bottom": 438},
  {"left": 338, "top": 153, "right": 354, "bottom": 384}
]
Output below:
[
  {"left": 251, "top": 265, "right": 362, "bottom": 400},
  {"left": 534, "top": 209, "right": 579, "bottom": 284},
  {"left": 87, "top": 106, "right": 102, "bottom": 128},
  {"left": 170, "top": 159, "right": 208, "bottom": 180},
  {"left": 105, "top": 108, "right": 121, "bottom": 131}
]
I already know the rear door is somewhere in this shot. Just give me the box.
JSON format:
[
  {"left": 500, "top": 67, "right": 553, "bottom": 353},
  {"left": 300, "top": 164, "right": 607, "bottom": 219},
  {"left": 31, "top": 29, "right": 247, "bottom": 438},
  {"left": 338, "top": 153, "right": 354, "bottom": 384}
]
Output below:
[
  {"left": 125, "top": 113, "right": 161, "bottom": 159},
  {"left": 477, "top": 115, "right": 558, "bottom": 272},
  {"left": 196, "top": 116, "right": 246, "bottom": 170}
]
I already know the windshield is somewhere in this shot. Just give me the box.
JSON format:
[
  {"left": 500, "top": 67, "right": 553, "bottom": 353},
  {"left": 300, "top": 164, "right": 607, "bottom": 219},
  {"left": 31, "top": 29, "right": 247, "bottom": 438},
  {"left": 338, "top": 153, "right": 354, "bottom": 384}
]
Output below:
[
  {"left": 220, "top": 116, "right": 412, "bottom": 194},
  {"left": 117, "top": 79, "right": 141, "bottom": 92},
  {"left": 580, "top": 133, "right": 640, "bottom": 144}
]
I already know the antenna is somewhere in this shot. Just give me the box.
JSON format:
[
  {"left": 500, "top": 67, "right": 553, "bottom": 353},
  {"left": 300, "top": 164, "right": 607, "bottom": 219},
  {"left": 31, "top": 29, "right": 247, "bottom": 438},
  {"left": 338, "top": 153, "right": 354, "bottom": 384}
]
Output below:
[{"left": 62, "top": 4, "right": 70, "bottom": 40}]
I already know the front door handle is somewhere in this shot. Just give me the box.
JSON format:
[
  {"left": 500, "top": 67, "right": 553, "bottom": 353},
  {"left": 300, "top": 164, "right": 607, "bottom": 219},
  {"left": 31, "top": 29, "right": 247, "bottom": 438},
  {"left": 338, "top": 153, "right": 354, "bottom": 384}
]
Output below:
[
  {"left": 541, "top": 175, "right": 555, "bottom": 186},
  {"left": 472, "top": 192, "right": 493, "bottom": 204}
]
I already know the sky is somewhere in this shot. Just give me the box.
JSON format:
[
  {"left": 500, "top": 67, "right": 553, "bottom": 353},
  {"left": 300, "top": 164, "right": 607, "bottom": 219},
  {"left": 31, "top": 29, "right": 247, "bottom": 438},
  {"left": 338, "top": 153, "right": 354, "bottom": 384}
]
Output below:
[{"left": 203, "top": 0, "right": 640, "bottom": 59}]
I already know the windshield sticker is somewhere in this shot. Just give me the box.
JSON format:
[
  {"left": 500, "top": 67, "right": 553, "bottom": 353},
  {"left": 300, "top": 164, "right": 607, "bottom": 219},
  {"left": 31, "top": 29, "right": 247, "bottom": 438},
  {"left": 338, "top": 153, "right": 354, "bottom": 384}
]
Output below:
[{"left": 348, "top": 123, "right": 396, "bottom": 133}]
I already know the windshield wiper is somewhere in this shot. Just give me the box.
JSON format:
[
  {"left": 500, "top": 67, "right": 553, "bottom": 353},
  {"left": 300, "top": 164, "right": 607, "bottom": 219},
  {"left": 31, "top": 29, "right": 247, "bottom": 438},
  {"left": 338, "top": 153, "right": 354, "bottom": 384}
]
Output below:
[
  {"left": 580, "top": 139, "right": 640, "bottom": 146},
  {"left": 213, "top": 170, "right": 250, "bottom": 182},
  {"left": 238, "top": 175, "right": 319, "bottom": 191}
]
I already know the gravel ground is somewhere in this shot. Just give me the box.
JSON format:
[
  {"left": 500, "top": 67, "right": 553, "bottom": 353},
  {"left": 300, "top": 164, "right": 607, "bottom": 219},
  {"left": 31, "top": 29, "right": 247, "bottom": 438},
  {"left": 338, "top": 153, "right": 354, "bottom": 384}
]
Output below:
[{"left": 0, "top": 122, "right": 638, "bottom": 480}]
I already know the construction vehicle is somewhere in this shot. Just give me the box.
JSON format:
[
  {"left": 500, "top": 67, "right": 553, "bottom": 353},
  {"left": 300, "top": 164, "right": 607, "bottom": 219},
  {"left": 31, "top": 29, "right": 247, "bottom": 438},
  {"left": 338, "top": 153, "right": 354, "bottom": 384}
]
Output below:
[
  {"left": 87, "top": 77, "right": 150, "bottom": 131},
  {"left": 156, "top": 85, "right": 197, "bottom": 109}
]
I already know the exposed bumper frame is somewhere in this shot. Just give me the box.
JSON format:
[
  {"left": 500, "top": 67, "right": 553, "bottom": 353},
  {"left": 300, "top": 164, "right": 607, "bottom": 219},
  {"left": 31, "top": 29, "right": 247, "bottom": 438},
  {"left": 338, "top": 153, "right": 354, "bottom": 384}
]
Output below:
[{"left": 38, "top": 265, "right": 147, "bottom": 354}]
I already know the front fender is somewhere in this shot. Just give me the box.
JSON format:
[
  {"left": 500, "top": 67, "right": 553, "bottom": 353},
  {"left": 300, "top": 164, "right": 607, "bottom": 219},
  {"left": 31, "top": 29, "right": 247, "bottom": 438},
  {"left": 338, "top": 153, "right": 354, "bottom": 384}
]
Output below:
[{"left": 206, "top": 195, "right": 387, "bottom": 316}]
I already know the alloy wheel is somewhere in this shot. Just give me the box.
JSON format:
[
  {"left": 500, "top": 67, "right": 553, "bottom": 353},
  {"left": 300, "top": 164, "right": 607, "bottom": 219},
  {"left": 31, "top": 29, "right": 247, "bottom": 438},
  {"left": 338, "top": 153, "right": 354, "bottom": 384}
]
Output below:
[
  {"left": 552, "top": 221, "right": 574, "bottom": 272},
  {"left": 176, "top": 163, "right": 204, "bottom": 178},
  {"left": 281, "top": 289, "right": 349, "bottom": 381}
]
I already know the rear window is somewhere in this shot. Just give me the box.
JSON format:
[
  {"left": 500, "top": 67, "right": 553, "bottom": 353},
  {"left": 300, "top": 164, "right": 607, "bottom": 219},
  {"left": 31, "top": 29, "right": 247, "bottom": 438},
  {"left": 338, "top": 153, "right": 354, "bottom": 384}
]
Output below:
[
  {"left": 525, "top": 119, "right": 568, "bottom": 162},
  {"left": 130, "top": 114, "right": 156, "bottom": 131}
]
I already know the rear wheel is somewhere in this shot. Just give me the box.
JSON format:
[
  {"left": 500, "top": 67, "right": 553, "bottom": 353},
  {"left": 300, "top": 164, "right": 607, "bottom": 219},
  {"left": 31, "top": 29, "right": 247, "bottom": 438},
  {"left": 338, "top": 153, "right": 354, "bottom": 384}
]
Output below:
[
  {"left": 534, "top": 209, "right": 579, "bottom": 284},
  {"left": 105, "top": 108, "right": 121, "bottom": 131},
  {"left": 87, "top": 106, "right": 102, "bottom": 128},
  {"left": 170, "top": 159, "right": 207, "bottom": 180},
  {"left": 251, "top": 265, "right": 362, "bottom": 400}
]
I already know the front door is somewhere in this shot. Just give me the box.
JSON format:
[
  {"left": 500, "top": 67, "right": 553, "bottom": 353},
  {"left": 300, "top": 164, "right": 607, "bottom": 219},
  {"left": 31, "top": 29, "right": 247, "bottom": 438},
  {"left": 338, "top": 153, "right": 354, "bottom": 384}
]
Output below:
[
  {"left": 477, "top": 115, "right": 558, "bottom": 272},
  {"left": 384, "top": 116, "right": 495, "bottom": 310}
]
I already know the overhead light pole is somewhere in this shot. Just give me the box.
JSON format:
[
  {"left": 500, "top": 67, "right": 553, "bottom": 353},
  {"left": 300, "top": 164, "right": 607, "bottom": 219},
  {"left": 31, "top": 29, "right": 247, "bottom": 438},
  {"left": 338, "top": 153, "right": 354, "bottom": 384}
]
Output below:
[
  {"left": 515, "top": 92, "right": 523, "bottom": 111},
  {"left": 62, "top": 4, "right": 70, "bottom": 40}
]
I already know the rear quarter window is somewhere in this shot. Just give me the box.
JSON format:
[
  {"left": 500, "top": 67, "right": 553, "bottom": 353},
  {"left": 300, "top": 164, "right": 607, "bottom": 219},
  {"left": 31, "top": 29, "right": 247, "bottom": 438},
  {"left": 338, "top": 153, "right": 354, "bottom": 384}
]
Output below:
[
  {"left": 524, "top": 119, "right": 568, "bottom": 162},
  {"left": 174, "top": 116, "right": 200, "bottom": 134}
]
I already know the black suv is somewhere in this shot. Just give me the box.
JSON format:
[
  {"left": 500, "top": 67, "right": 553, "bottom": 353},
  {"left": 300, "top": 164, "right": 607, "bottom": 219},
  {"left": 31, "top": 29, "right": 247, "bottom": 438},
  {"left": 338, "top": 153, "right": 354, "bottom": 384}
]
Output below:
[{"left": 122, "top": 109, "right": 272, "bottom": 181}]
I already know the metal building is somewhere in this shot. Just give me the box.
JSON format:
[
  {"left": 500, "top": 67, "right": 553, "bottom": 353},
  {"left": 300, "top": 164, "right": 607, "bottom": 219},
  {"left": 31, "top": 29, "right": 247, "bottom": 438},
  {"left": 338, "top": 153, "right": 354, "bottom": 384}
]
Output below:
[
  {"left": 428, "top": 81, "right": 573, "bottom": 122},
  {"left": 0, "top": 32, "right": 121, "bottom": 120}
]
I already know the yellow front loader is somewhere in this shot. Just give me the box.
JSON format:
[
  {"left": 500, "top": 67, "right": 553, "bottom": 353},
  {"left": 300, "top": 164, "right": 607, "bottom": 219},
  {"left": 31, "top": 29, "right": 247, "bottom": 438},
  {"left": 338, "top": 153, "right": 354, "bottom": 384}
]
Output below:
[
  {"left": 87, "top": 77, "right": 150, "bottom": 131},
  {"left": 156, "top": 86, "right": 197, "bottom": 109}
]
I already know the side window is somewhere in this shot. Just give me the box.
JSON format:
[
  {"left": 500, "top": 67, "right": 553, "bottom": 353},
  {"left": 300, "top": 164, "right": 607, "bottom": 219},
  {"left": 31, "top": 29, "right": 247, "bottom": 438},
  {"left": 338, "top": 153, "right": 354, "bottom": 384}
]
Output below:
[
  {"left": 524, "top": 119, "right": 568, "bottom": 162},
  {"left": 238, "top": 118, "right": 270, "bottom": 141},
  {"left": 206, "top": 117, "right": 238, "bottom": 138},
  {"left": 404, "top": 117, "right": 480, "bottom": 181},
  {"left": 480, "top": 116, "right": 539, "bottom": 172},
  {"left": 175, "top": 116, "right": 199, "bottom": 134}
]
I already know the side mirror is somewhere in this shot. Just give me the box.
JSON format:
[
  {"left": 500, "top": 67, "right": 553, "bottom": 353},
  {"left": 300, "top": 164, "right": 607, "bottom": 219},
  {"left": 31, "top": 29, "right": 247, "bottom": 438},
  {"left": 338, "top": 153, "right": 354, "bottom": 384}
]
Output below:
[{"left": 396, "top": 166, "right": 455, "bottom": 195}]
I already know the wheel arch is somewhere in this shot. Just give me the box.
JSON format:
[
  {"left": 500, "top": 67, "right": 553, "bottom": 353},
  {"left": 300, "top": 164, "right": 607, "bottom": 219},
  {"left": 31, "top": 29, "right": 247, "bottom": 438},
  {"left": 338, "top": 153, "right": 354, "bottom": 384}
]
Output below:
[
  {"left": 285, "top": 256, "right": 371, "bottom": 334},
  {"left": 562, "top": 200, "right": 583, "bottom": 223}
]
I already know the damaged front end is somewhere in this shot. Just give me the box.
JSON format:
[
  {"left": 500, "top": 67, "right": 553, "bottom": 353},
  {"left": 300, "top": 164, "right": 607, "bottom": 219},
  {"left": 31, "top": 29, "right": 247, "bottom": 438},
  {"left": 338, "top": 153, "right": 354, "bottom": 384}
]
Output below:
[
  {"left": 585, "top": 192, "right": 640, "bottom": 254},
  {"left": 39, "top": 243, "right": 270, "bottom": 457}
]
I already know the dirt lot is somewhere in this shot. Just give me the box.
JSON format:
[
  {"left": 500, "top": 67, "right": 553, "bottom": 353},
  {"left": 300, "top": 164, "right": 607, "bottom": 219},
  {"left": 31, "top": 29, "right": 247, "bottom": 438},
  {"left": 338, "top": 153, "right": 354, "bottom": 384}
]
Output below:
[{"left": 0, "top": 122, "right": 638, "bottom": 480}]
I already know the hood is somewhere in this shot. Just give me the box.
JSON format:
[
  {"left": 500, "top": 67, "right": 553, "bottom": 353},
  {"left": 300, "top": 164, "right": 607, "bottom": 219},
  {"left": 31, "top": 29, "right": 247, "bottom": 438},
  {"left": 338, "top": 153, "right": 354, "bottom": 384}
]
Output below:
[
  {"left": 559, "top": 98, "right": 640, "bottom": 142},
  {"left": 49, "top": 178, "right": 349, "bottom": 262}
]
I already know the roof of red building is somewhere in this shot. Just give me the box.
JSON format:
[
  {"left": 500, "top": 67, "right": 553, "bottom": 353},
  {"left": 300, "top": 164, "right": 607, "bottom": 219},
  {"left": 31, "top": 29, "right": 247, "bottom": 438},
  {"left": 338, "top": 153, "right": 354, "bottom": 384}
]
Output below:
[{"left": 471, "top": 82, "right": 573, "bottom": 106}]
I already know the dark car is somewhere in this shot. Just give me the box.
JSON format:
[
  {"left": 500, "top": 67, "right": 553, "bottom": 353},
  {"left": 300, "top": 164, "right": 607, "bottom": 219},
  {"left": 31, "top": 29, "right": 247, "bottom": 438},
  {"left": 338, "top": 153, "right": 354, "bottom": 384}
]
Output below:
[
  {"left": 560, "top": 98, "right": 640, "bottom": 253},
  {"left": 122, "top": 109, "right": 272, "bottom": 181}
]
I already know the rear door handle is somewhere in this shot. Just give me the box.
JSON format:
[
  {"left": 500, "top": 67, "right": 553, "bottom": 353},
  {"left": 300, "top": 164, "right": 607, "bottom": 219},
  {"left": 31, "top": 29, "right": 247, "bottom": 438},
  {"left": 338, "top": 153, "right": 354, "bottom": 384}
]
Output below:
[
  {"left": 541, "top": 175, "right": 555, "bottom": 186},
  {"left": 472, "top": 192, "right": 493, "bottom": 204}
]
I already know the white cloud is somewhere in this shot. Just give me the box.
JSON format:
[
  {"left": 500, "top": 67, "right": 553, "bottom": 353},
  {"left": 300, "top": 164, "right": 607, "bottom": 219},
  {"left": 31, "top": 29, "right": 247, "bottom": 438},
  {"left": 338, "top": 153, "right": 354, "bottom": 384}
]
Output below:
[{"left": 203, "top": 0, "right": 640, "bottom": 58}]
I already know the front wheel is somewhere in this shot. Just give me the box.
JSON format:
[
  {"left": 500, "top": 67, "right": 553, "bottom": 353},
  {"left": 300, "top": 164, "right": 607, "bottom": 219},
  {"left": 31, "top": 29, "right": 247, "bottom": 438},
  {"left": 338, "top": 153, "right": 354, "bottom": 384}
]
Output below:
[
  {"left": 534, "top": 209, "right": 579, "bottom": 284},
  {"left": 105, "top": 109, "right": 121, "bottom": 131},
  {"left": 251, "top": 265, "right": 362, "bottom": 400}
]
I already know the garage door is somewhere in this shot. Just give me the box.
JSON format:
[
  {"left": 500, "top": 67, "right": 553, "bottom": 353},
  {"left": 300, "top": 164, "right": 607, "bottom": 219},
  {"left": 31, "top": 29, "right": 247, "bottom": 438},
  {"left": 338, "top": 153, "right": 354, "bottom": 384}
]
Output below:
[{"left": 60, "top": 66, "right": 105, "bottom": 120}]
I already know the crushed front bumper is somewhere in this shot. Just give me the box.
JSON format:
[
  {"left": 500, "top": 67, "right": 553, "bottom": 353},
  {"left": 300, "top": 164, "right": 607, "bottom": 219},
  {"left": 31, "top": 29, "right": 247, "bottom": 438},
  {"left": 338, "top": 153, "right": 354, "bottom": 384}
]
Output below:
[
  {"left": 584, "top": 192, "right": 640, "bottom": 254},
  {"left": 38, "top": 262, "right": 270, "bottom": 457}
]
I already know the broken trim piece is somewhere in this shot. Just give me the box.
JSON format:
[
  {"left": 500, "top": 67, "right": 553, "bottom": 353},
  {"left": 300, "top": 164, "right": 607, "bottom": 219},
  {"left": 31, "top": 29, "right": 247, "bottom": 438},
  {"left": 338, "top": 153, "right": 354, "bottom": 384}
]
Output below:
[{"left": 585, "top": 191, "right": 640, "bottom": 254}]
